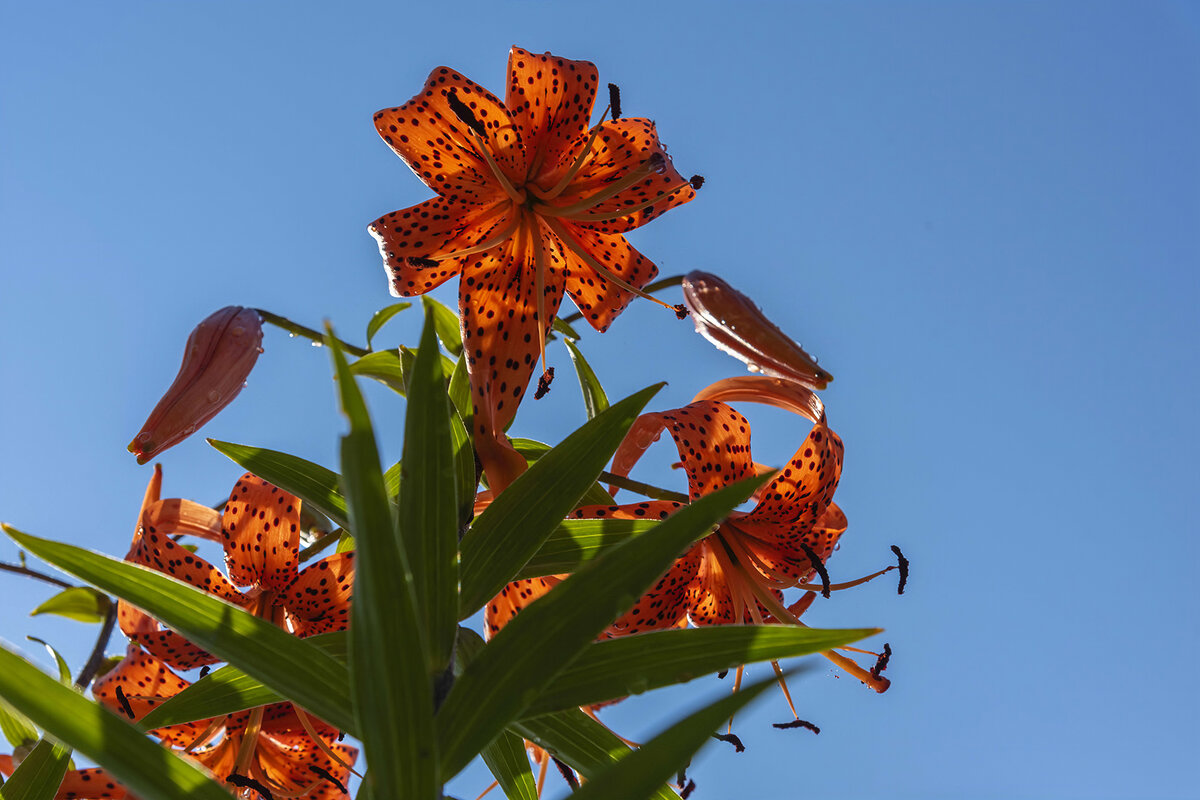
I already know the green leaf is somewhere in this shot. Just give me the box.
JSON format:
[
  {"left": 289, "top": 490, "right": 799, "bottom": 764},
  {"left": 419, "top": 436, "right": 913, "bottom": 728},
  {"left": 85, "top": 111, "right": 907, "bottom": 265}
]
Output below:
[
  {"left": 398, "top": 311, "right": 459, "bottom": 675},
  {"left": 207, "top": 440, "right": 350, "bottom": 530},
  {"left": 448, "top": 412, "right": 478, "bottom": 529},
  {"left": 136, "top": 632, "right": 349, "bottom": 732},
  {"left": 2, "top": 526, "right": 354, "bottom": 735},
  {"left": 421, "top": 296, "right": 463, "bottom": 357},
  {"left": 516, "top": 518, "right": 657, "bottom": 580},
  {"left": 457, "top": 384, "right": 663, "bottom": 618},
  {"left": 510, "top": 710, "right": 678, "bottom": 800},
  {"left": 526, "top": 625, "right": 876, "bottom": 716},
  {"left": 29, "top": 588, "right": 110, "bottom": 624},
  {"left": 437, "top": 474, "right": 768, "bottom": 778},
  {"left": 365, "top": 301, "right": 413, "bottom": 348},
  {"left": 0, "top": 738, "right": 70, "bottom": 800},
  {"left": 328, "top": 326, "right": 438, "bottom": 800},
  {"left": 24, "top": 639, "right": 70, "bottom": 685},
  {"left": 565, "top": 672, "right": 785, "bottom": 800},
  {"left": 0, "top": 645, "right": 230, "bottom": 800},
  {"left": 0, "top": 702, "right": 39, "bottom": 750},
  {"left": 480, "top": 730, "right": 538, "bottom": 800},
  {"left": 350, "top": 349, "right": 408, "bottom": 395},
  {"left": 564, "top": 339, "right": 610, "bottom": 420},
  {"left": 550, "top": 316, "right": 583, "bottom": 341},
  {"left": 447, "top": 354, "right": 472, "bottom": 423},
  {"left": 510, "top": 438, "right": 615, "bottom": 506}
]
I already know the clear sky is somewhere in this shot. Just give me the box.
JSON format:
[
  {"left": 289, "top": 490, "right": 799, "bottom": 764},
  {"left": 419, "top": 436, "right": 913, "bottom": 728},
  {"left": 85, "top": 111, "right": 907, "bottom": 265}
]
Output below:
[{"left": 2, "top": 2, "right": 1197, "bottom": 798}]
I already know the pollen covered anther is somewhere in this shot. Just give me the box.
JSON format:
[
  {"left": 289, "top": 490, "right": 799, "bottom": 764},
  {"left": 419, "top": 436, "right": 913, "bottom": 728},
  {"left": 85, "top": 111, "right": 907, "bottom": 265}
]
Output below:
[
  {"left": 673, "top": 303, "right": 689, "bottom": 320},
  {"left": 607, "top": 82, "right": 622, "bottom": 119},
  {"left": 680, "top": 780, "right": 697, "bottom": 799},
  {"left": 891, "top": 545, "right": 909, "bottom": 594},
  {"left": 534, "top": 367, "right": 555, "bottom": 399},
  {"left": 773, "top": 719, "right": 821, "bottom": 734},
  {"left": 114, "top": 685, "right": 135, "bottom": 719},
  {"left": 446, "top": 90, "right": 487, "bottom": 137},
  {"left": 309, "top": 765, "right": 347, "bottom": 794},
  {"left": 689, "top": 175, "right": 705, "bottom": 190},
  {"left": 712, "top": 732, "right": 746, "bottom": 753},
  {"left": 228, "top": 772, "right": 275, "bottom": 800},
  {"left": 798, "top": 542, "right": 831, "bottom": 599},
  {"left": 871, "top": 643, "right": 893, "bottom": 680}
]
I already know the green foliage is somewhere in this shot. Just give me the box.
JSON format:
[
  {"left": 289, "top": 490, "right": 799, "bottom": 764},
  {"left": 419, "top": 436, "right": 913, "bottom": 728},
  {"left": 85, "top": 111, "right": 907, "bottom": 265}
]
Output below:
[{"left": 29, "top": 588, "right": 110, "bottom": 625}]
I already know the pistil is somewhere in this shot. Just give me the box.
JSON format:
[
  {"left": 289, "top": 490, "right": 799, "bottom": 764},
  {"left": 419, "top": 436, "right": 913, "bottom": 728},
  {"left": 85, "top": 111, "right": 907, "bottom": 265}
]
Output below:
[{"left": 533, "top": 153, "right": 666, "bottom": 218}]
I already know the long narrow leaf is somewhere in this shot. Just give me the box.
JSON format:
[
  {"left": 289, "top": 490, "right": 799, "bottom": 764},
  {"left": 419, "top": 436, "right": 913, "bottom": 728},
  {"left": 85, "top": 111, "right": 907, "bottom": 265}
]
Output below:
[
  {"left": 564, "top": 339, "right": 609, "bottom": 420},
  {"left": 421, "top": 296, "right": 463, "bottom": 357},
  {"left": 365, "top": 301, "right": 412, "bottom": 348},
  {"left": 207, "top": 440, "right": 350, "bottom": 529},
  {"left": 1, "top": 738, "right": 70, "bottom": 800},
  {"left": 479, "top": 730, "right": 538, "bottom": 800},
  {"left": 516, "top": 518, "right": 657, "bottom": 580},
  {"left": 0, "top": 645, "right": 230, "bottom": 800},
  {"left": 457, "top": 384, "right": 663, "bottom": 618},
  {"left": 510, "top": 710, "right": 677, "bottom": 800},
  {"left": 526, "top": 625, "right": 875, "bottom": 716},
  {"left": 399, "top": 313, "right": 458, "bottom": 675},
  {"left": 565, "top": 672, "right": 785, "bottom": 800},
  {"left": 2, "top": 527, "right": 353, "bottom": 734},
  {"left": 329, "top": 327, "right": 438, "bottom": 800},
  {"left": 437, "top": 475, "right": 768, "bottom": 778},
  {"left": 350, "top": 350, "right": 409, "bottom": 395},
  {"left": 0, "top": 703, "right": 38, "bottom": 750}
]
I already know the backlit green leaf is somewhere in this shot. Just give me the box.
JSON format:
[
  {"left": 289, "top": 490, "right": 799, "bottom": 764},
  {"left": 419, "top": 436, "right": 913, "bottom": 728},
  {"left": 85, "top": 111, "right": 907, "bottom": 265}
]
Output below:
[
  {"left": 29, "top": 588, "right": 110, "bottom": 625},
  {"left": 207, "top": 440, "right": 350, "bottom": 530}
]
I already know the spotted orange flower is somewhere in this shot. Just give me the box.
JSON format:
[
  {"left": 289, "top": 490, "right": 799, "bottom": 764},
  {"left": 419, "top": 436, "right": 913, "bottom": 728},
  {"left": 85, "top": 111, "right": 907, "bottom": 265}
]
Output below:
[
  {"left": 369, "top": 46, "right": 698, "bottom": 490},
  {"left": 119, "top": 468, "right": 355, "bottom": 670},
  {"left": 488, "top": 377, "right": 892, "bottom": 697}
]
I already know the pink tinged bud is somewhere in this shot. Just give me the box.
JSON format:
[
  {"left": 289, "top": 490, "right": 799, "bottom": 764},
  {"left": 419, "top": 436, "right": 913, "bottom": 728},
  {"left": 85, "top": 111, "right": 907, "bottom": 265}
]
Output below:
[
  {"left": 681, "top": 271, "right": 833, "bottom": 390},
  {"left": 128, "top": 307, "right": 263, "bottom": 464}
]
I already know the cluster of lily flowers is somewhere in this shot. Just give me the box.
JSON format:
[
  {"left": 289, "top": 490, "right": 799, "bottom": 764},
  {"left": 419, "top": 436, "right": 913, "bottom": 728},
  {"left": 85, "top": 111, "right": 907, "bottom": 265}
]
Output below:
[{"left": 1, "top": 47, "right": 903, "bottom": 799}]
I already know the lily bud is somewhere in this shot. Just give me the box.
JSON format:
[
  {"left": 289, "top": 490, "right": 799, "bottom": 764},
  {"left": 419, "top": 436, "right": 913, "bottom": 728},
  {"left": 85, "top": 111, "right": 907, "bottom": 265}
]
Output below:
[
  {"left": 128, "top": 307, "right": 263, "bottom": 464},
  {"left": 681, "top": 271, "right": 833, "bottom": 389}
]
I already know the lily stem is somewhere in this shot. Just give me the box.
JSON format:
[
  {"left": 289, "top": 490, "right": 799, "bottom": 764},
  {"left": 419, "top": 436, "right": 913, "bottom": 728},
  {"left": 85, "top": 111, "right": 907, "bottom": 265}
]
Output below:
[
  {"left": 599, "top": 471, "right": 689, "bottom": 503},
  {"left": 0, "top": 561, "right": 73, "bottom": 590},
  {"left": 255, "top": 309, "right": 370, "bottom": 357},
  {"left": 75, "top": 602, "right": 118, "bottom": 689},
  {"left": 298, "top": 529, "right": 344, "bottom": 563}
]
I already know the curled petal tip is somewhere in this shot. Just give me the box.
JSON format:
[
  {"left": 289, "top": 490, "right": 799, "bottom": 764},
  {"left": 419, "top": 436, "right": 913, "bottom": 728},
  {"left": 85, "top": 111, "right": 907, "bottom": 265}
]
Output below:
[{"left": 128, "top": 307, "right": 263, "bottom": 463}]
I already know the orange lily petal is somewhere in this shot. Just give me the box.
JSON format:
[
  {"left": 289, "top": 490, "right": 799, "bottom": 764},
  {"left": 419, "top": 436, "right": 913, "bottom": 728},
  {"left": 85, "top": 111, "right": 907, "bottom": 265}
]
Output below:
[
  {"left": 733, "top": 502, "right": 848, "bottom": 584},
  {"left": 549, "top": 223, "right": 659, "bottom": 333},
  {"left": 220, "top": 474, "right": 301, "bottom": 594},
  {"left": 140, "top": 498, "right": 224, "bottom": 543},
  {"left": 278, "top": 552, "right": 355, "bottom": 638},
  {"left": 257, "top": 732, "right": 357, "bottom": 795},
  {"left": 52, "top": 769, "right": 126, "bottom": 799},
  {"left": 686, "top": 541, "right": 783, "bottom": 626},
  {"left": 642, "top": 401, "right": 757, "bottom": 501},
  {"left": 92, "top": 645, "right": 210, "bottom": 747},
  {"left": 367, "top": 197, "right": 518, "bottom": 297},
  {"left": 505, "top": 47, "right": 599, "bottom": 187},
  {"left": 485, "top": 577, "right": 561, "bottom": 638},
  {"left": 373, "top": 66, "right": 526, "bottom": 203}
]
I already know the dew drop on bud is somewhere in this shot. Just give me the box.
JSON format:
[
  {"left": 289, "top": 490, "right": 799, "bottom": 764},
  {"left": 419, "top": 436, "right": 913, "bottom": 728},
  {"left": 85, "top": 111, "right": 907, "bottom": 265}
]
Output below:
[
  {"left": 207, "top": 390, "right": 221, "bottom": 404},
  {"left": 137, "top": 431, "right": 152, "bottom": 443},
  {"left": 230, "top": 326, "right": 245, "bottom": 337}
]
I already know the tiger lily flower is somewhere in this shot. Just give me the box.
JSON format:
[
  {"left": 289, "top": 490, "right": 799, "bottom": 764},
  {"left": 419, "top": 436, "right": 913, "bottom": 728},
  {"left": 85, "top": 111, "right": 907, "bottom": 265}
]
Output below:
[
  {"left": 369, "top": 46, "right": 698, "bottom": 491},
  {"left": 0, "top": 645, "right": 357, "bottom": 799},
  {"left": 489, "top": 376, "right": 892, "bottom": 706},
  {"left": 118, "top": 467, "right": 355, "bottom": 670}
]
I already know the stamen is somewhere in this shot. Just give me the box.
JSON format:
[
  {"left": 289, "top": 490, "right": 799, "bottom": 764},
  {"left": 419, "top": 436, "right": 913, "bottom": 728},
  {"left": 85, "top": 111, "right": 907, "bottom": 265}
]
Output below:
[
  {"left": 712, "top": 732, "right": 745, "bottom": 753},
  {"left": 533, "top": 107, "right": 612, "bottom": 201},
  {"left": 773, "top": 719, "right": 820, "bottom": 734},
  {"left": 870, "top": 643, "right": 892, "bottom": 680},
  {"left": 446, "top": 91, "right": 487, "bottom": 137},
  {"left": 535, "top": 751, "right": 550, "bottom": 796},
  {"left": 410, "top": 213, "right": 520, "bottom": 265},
  {"left": 183, "top": 715, "right": 225, "bottom": 753},
  {"left": 114, "top": 685, "right": 135, "bottom": 719},
  {"left": 232, "top": 707, "right": 266, "bottom": 778},
  {"left": 535, "top": 153, "right": 666, "bottom": 218},
  {"left": 681, "top": 780, "right": 697, "bottom": 799},
  {"left": 534, "top": 367, "right": 555, "bottom": 399},
  {"left": 674, "top": 304, "right": 689, "bottom": 320},
  {"left": 294, "top": 707, "right": 362, "bottom": 777},
  {"left": 607, "top": 83, "right": 622, "bottom": 119},
  {"left": 553, "top": 757, "right": 579, "bottom": 789},
  {"left": 689, "top": 175, "right": 705, "bottom": 190},
  {"left": 565, "top": 178, "right": 692, "bottom": 223},
  {"left": 228, "top": 773, "right": 275, "bottom": 800},
  {"left": 798, "top": 542, "right": 831, "bottom": 599},
  {"left": 473, "top": 780, "right": 500, "bottom": 800},
  {"left": 891, "top": 545, "right": 909, "bottom": 594},
  {"left": 308, "top": 765, "right": 347, "bottom": 794},
  {"left": 542, "top": 216, "right": 685, "bottom": 315}
]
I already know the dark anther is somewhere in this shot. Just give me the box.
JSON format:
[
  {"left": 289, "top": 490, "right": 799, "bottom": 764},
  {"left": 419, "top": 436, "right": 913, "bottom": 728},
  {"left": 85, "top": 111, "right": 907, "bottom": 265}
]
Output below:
[
  {"left": 773, "top": 718, "right": 820, "bottom": 734},
  {"left": 552, "top": 757, "right": 579, "bottom": 789},
  {"left": 199, "top": 665, "right": 210, "bottom": 678},
  {"left": 891, "top": 545, "right": 909, "bottom": 594},
  {"left": 676, "top": 767, "right": 688, "bottom": 787},
  {"left": 798, "top": 542, "right": 831, "bottom": 598},
  {"left": 114, "top": 685, "right": 135, "bottom": 719},
  {"left": 408, "top": 256, "right": 440, "bottom": 268},
  {"left": 717, "top": 669, "right": 729, "bottom": 679},
  {"left": 337, "top": 730, "right": 345, "bottom": 742},
  {"left": 446, "top": 90, "right": 487, "bottom": 137},
  {"left": 712, "top": 732, "right": 745, "bottom": 753},
  {"left": 870, "top": 643, "right": 893, "bottom": 680},
  {"left": 689, "top": 175, "right": 705, "bottom": 190},
  {"left": 680, "top": 779, "right": 697, "bottom": 799},
  {"left": 673, "top": 303, "right": 689, "bottom": 320},
  {"left": 228, "top": 773, "right": 276, "bottom": 800},
  {"left": 534, "top": 367, "right": 555, "bottom": 399},
  {"left": 608, "top": 82, "right": 622, "bottom": 119},
  {"left": 309, "top": 765, "right": 347, "bottom": 794}
]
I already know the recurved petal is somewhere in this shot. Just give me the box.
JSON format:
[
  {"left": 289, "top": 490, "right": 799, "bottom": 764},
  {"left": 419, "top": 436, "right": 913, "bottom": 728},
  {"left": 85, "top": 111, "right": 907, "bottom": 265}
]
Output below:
[
  {"left": 548, "top": 223, "right": 658, "bottom": 333},
  {"left": 118, "top": 600, "right": 221, "bottom": 671},
  {"left": 505, "top": 47, "right": 600, "bottom": 186},
  {"left": 368, "top": 197, "right": 518, "bottom": 297},
  {"left": 278, "top": 552, "right": 355, "bottom": 638},
  {"left": 553, "top": 118, "right": 696, "bottom": 234},
  {"left": 374, "top": 65, "right": 526, "bottom": 202},
  {"left": 93, "top": 645, "right": 210, "bottom": 747},
  {"left": 220, "top": 474, "right": 301, "bottom": 594}
]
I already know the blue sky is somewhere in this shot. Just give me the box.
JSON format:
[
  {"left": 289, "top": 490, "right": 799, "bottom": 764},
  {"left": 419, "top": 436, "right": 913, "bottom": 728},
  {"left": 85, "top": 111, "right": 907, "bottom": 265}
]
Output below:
[{"left": 2, "top": 2, "right": 1197, "bottom": 798}]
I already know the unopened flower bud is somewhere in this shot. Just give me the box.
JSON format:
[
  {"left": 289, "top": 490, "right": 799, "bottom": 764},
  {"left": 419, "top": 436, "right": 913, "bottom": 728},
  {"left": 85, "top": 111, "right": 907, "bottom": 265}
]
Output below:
[
  {"left": 128, "top": 307, "right": 263, "bottom": 464},
  {"left": 681, "top": 271, "right": 833, "bottom": 389}
]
